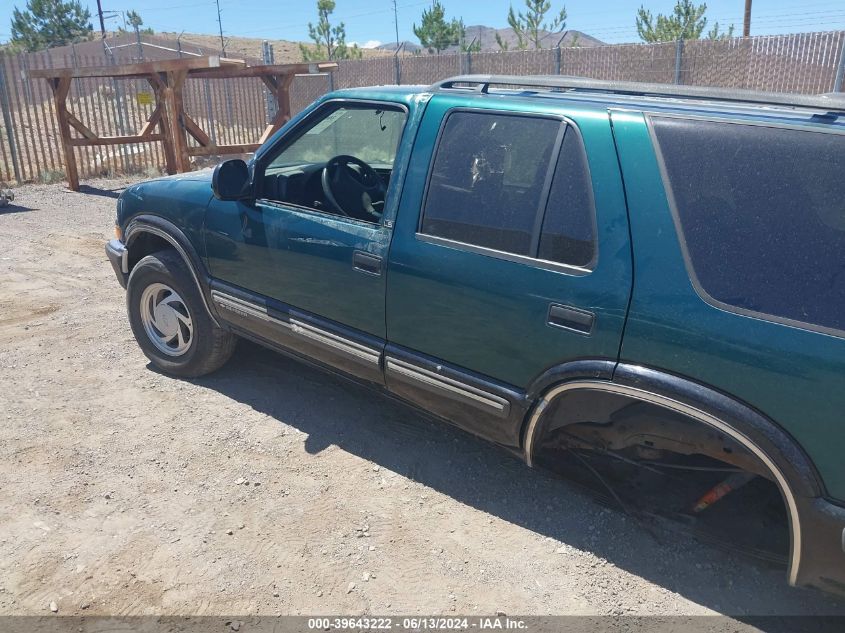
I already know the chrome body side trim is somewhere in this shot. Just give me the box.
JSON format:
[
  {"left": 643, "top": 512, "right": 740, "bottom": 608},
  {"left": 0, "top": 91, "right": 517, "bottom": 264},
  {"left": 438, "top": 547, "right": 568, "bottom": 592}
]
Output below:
[
  {"left": 211, "top": 291, "right": 290, "bottom": 330},
  {"left": 385, "top": 357, "right": 510, "bottom": 418},
  {"left": 211, "top": 290, "right": 381, "bottom": 367},
  {"left": 522, "top": 379, "right": 802, "bottom": 586},
  {"left": 290, "top": 319, "right": 381, "bottom": 366}
]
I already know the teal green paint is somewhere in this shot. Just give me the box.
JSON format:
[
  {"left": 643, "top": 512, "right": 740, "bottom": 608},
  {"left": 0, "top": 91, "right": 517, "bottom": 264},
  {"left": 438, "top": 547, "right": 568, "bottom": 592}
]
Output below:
[
  {"left": 611, "top": 109, "right": 845, "bottom": 501},
  {"left": 116, "top": 85, "right": 845, "bottom": 503},
  {"left": 386, "top": 93, "right": 633, "bottom": 388}
]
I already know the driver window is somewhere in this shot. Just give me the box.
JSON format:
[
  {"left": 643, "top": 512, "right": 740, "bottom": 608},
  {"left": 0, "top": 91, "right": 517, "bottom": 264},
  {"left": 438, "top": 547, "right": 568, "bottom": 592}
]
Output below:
[{"left": 259, "top": 103, "right": 407, "bottom": 224}]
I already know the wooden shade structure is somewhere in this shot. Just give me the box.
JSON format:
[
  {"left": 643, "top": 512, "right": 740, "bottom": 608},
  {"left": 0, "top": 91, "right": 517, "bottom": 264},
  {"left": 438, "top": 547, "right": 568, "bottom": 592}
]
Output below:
[{"left": 31, "top": 57, "right": 337, "bottom": 190}]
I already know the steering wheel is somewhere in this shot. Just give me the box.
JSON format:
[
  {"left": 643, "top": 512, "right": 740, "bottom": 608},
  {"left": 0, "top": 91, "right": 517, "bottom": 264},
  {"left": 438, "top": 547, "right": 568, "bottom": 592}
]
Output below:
[{"left": 321, "top": 155, "right": 386, "bottom": 220}]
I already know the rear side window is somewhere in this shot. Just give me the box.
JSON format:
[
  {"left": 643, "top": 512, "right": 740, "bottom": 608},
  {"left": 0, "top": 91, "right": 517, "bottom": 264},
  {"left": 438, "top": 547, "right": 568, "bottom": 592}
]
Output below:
[
  {"left": 420, "top": 112, "right": 561, "bottom": 256},
  {"left": 420, "top": 111, "right": 597, "bottom": 269},
  {"left": 652, "top": 117, "right": 845, "bottom": 335}
]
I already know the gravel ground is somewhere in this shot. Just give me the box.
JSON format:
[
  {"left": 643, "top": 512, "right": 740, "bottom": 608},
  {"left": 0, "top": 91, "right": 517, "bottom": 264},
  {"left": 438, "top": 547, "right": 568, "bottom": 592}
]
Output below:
[{"left": 1, "top": 178, "right": 844, "bottom": 620}]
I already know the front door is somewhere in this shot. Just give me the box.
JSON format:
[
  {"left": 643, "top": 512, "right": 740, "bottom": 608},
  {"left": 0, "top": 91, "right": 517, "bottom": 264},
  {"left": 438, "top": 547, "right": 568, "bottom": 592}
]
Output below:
[
  {"left": 204, "top": 99, "right": 410, "bottom": 383},
  {"left": 385, "top": 96, "right": 632, "bottom": 445}
]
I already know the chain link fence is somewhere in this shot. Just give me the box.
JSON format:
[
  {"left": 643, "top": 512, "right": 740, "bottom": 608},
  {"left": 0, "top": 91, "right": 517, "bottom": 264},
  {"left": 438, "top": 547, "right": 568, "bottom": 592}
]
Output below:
[{"left": 2, "top": 30, "right": 844, "bottom": 185}]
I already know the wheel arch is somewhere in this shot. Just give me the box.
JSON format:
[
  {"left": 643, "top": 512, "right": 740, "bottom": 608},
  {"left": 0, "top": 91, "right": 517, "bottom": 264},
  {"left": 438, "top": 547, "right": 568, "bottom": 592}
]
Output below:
[
  {"left": 521, "top": 361, "right": 825, "bottom": 587},
  {"left": 124, "top": 215, "right": 220, "bottom": 327}
]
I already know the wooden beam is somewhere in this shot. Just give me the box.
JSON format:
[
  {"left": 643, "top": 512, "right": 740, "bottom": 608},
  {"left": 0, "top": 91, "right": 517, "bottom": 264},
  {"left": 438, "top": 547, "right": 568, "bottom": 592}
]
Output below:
[
  {"left": 51, "top": 76, "right": 79, "bottom": 191},
  {"left": 29, "top": 56, "right": 243, "bottom": 80},
  {"left": 165, "top": 69, "right": 191, "bottom": 172},
  {"left": 260, "top": 75, "right": 278, "bottom": 93},
  {"left": 148, "top": 74, "right": 177, "bottom": 175},
  {"left": 138, "top": 104, "right": 163, "bottom": 138},
  {"left": 187, "top": 143, "right": 261, "bottom": 157},
  {"left": 69, "top": 134, "right": 165, "bottom": 146},
  {"left": 189, "top": 62, "right": 338, "bottom": 79},
  {"left": 258, "top": 73, "right": 295, "bottom": 145},
  {"left": 182, "top": 113, "right": 211, "bottom": 147},
  {"left": 66, "top": 112, "right": 97, "bottom": 140}
]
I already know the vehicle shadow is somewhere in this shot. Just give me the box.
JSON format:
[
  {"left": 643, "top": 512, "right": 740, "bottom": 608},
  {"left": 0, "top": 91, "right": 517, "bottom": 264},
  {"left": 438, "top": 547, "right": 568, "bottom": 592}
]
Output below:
[
  {"left": 189, "top": 340, "right": 845, "bottom": 619},
  {"left": 77, "top": 184, "right": 122, "bottom": 199},
  {"left": 0, "top": 202, "right": 35, "bottom": 214}
]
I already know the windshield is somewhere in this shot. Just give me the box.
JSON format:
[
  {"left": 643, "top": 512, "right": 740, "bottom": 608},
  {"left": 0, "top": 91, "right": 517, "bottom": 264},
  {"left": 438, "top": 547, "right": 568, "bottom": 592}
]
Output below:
[{"left": 268, "top": 105, "right": 407, "bottom": 169}]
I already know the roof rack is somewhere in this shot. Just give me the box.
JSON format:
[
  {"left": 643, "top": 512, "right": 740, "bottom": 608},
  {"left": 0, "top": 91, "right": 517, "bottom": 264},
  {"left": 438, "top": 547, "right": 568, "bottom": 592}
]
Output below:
[{"left": 430, "top": 74, "right": 845, "bottom": 114}]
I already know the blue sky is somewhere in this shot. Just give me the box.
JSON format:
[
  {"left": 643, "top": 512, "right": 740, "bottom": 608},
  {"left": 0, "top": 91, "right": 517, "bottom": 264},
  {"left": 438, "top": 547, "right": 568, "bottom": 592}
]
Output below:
[{"left": 3, "top": 1, "right": 845, "bottom": 46}]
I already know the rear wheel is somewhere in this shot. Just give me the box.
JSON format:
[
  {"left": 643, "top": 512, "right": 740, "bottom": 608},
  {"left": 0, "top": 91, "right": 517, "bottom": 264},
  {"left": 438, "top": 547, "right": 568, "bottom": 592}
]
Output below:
[{"left": 126, "top": 250, "right": 236, "bottom": 377}]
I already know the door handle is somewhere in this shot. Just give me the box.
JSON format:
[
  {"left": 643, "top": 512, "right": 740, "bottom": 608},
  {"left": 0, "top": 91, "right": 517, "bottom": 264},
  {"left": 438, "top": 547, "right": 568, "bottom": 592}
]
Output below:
[
  {"left": 352, "top": 251, "right": 383, "bottom": 276},
  {"left": 548, "top": 304, "right": 595, "bottom": 335}
]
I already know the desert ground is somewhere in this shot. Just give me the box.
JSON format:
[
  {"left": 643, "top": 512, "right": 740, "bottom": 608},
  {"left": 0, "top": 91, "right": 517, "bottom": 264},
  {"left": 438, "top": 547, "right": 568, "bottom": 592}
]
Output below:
[{"left": 1, "top": 178, "right": 844, "bottom": 622}]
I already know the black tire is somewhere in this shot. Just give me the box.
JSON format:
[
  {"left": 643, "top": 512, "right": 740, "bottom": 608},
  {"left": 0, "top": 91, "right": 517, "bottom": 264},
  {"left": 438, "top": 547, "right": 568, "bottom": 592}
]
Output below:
[{"left": 126, "top": 249, "right": 236, "bottom": 377}]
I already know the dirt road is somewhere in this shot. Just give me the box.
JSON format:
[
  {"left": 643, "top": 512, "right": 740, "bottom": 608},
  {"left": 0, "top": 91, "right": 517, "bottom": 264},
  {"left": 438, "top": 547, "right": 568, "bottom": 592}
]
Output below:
[{"left": 1, "top": 179, "right": 843, "bottom": 619}]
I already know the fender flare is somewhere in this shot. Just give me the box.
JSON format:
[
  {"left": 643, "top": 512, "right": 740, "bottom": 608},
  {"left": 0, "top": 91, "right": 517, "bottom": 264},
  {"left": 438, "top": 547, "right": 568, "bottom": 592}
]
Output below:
[
  {"left": 522, "top": 362, "right": 825, "bottom": 587},
  {"left": 124, "top": 215, "right": 221, "bottom": 327}
]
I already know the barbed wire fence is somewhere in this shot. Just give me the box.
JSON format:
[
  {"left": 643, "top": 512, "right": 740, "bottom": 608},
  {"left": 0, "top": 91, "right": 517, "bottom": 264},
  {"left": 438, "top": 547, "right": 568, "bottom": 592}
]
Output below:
[{"left": 1, "top": 30, "right": 844, "bottom": 185}]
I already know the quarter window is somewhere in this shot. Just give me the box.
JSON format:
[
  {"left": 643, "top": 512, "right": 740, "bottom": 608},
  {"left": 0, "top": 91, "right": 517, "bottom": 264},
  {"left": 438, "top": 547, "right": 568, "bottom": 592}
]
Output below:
[{"left": 652, "top": 117, "right": 845, "bottom": 334}]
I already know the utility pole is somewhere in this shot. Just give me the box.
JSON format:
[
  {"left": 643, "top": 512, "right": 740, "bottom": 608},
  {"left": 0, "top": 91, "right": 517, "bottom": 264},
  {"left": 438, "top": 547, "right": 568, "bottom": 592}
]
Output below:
[
  {"left": 96, "top": 0, "right": 106, "bottom": 39},
  {"left": 392, "top": 0, "right": 400, "bottom": 51},
  {"left": 743, "top": 0, "right": 753, "bottom": 37},
  {"left": 215, "top": 0, "right": 226, "bottom": 56}
]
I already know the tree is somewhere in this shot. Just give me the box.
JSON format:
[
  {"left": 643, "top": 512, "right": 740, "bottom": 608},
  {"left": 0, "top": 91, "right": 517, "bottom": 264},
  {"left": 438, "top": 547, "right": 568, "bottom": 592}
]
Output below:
[
  {"left": 118, "top": 10, "right": 154, "bottom": 36},
  {"left": 300, "top": 0, "right": 362, "bottom": 61},
  {"left": 636, "top": 0, "right": 733, "bottom": 43},
  {"left": 459, "top": 21, "right": 480, "bottom": 52},
  {"left": 413, "top": 1, "right": 463, "bottom": 54},
  {"left": 10, "top": 0, "right": 92, "bottom": 52},
  {"left": 496, "top": 0, "right": 567, "bottom": 50}
]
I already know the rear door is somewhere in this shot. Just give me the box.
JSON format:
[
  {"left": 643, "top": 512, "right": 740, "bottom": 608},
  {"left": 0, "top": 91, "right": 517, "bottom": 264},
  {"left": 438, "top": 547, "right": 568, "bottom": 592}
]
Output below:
[{"left": 384, "top": 94, "right": 632, "bottom": 446}]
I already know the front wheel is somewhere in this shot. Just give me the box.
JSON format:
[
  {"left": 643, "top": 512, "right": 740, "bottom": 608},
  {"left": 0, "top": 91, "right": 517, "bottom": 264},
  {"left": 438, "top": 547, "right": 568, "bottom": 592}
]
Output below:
[{"left": 126, "top": 250, "right": 236, "bottom": 377}]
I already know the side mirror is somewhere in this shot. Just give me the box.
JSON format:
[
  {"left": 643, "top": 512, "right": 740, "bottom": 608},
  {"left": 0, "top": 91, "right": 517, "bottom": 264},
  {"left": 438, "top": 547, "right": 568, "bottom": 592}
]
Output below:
[{"left": 212, "top": 159, "right": 252, "bottom": 201}]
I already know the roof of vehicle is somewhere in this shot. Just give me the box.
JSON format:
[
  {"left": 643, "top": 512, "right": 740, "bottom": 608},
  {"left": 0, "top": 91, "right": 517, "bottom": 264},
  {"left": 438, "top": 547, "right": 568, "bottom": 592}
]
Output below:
[{"left": 333, "top": 76, "right": 845, "bottom": 129}]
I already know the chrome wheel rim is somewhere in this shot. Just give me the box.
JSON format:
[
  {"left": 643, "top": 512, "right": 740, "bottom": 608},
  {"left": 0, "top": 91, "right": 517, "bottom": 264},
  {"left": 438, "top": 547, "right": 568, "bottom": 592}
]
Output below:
[{"left": 139, "top": 283, "right": 193, "bottom": 356}]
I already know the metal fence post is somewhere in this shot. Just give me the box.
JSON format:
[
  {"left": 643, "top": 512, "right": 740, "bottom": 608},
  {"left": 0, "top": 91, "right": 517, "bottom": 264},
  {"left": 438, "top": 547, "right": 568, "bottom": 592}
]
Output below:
[
  {"left": 834, "top": 35, "right": 845, "bottom": 93},
  {"left": 203, "top": 79, "right": 216, "bottom": 146},
  {"left": 555, "top": 46, "right": 562, "bottom": 74},
  {"left": 0, "top": 55, "right": 22, "bottom": 183},
  {"left": 262, "top": 40, "right": 277, "bottom": 123},
  {"left": 393, "top": 43, "right": 404, "bottom": 86},
  {"left": 674, "top": 38, "right": 685, "bottom": 85},
  {"left": 105, "top": 41, "right": 131, "bottom": 174}
]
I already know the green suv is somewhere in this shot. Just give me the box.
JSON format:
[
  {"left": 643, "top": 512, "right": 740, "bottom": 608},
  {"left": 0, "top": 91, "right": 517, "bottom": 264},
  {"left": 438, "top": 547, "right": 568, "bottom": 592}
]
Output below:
[{"left": 106, "top": 75, "right": 845, "bottom": 597}]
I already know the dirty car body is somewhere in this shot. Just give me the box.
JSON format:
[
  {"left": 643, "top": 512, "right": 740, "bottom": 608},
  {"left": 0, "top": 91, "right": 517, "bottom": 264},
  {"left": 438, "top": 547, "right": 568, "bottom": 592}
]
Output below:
[{"left": 106, "top": 77, "right": 845, "bottom": 597}]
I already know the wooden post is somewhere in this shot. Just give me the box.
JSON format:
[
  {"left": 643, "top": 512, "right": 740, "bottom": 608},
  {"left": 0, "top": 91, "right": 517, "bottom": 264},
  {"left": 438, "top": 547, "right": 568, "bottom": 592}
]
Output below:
[
  {"left": 148, "top": 73, "right": 177, "bottom": 174},
  {"left": 51, "top": 76, "right": 79, "bottom": 190},
  {"left": 258, "top": 73, "right": 294, "bottom": 144},
  {"left": 165, "top": 69, "right": 191, "bottom": 172}
]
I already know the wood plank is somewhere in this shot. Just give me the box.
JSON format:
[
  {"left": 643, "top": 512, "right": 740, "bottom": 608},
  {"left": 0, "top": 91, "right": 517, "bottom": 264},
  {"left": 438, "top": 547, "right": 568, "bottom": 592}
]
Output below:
[
  {"left": 258, "top": 73, "right": 295, "bottom": 145},
  {"left": 189, "top": 62, "right": 338, "bottom": 79},
  {"left": 260, "top": 75, "right": 278, "bottom": 93},
  {"left": 69, "top": 134, "right": 165, "bottom": 146},
  {"left": 138, "top": 105, "right": 163, "bottom": 138},
  {"left": 166, "top": 69, "right": 191, "bottom": 172},
  {"left": 29, "top": 56, "right": 242, "bottom": 80},
  {"left": 66, "top": 112, "right": 97, "bottom": 140},
  {"left": 52, "top": 76, "right": 79, "bottom": 190},
  {"left": 182, "top": 113, "right": 211, "bottom": 146},
  {"left": 187, "top": 143, "right": 260, "bottom": 156},
  {"left": 148, "top": 75, "right": 177, "bottom": 174}
]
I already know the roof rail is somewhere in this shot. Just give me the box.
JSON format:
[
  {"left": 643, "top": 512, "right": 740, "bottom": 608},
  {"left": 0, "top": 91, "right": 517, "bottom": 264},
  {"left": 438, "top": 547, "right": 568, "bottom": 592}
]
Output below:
[{"left": 429, "top": 74, "right": 845, "bottom": 114}]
